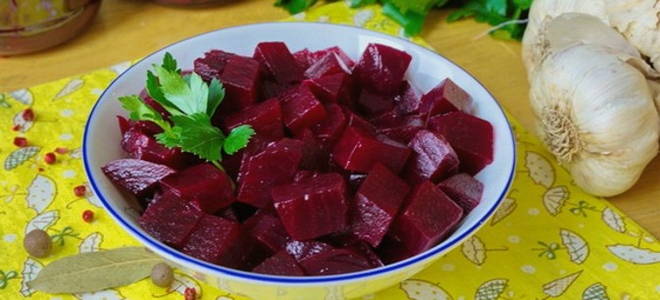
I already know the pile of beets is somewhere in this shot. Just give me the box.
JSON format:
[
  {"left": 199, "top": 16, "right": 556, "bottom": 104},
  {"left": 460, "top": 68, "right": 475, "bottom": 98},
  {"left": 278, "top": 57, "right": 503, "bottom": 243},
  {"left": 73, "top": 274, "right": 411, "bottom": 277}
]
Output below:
[{"left": 102, "top": 42, "right": 494, "bottom": 276}]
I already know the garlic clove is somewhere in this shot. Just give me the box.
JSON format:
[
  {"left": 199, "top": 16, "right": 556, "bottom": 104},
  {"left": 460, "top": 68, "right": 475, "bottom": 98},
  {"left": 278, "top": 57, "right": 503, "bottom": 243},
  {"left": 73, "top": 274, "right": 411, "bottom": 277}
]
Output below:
[
  {"left": 604, "top": 0, "right": 660, "bottom": 71},
  {"left": 530, "top": 44, "right": 659, "bottom": 197},
  {"left": 547, "top": 13, "right": 640, "bottom": 59},
  {"left": 522, "top": 0, "right": 609, "bottom": 77}
]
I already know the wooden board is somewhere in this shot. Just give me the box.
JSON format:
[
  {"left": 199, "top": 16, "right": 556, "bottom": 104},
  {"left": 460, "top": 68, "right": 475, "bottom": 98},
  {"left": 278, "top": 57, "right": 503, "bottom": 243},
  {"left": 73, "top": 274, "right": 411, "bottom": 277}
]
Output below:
[{"left": 1, "top": 0, "right": 658, "bottom": 237}]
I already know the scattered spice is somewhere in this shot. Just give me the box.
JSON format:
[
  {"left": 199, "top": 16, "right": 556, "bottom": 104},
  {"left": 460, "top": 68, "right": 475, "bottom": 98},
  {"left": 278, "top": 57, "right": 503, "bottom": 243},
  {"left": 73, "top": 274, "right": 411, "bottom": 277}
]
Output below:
[
  {"left": 184, "top": 287, "right": 196, "bottom": 300},
  {"left": 13, "top": 137, "right": 28, "bottom": 147},
  {"left": 74, "top": 185, "right": 87, "bottom": 197},
  {"left": 150, "top": 263, "right": 173, "bottom": 287},
  {"left": 55, "top": 147, "right": 69, "bottom": 154},
  {"left": 82, "top": 210, "right": 94, "bottom": 223},
  {"left": 12, "top": 124, "right": 21, "bottom": 131},
  {"left": 22, "top": 108, "right": 35, "bottom": 121},
  {"left": 44, "top": 152, "right": 56, "bottom": 164},
  {"left": 24, "top": 229, "right": 52, "bottom": 258}
]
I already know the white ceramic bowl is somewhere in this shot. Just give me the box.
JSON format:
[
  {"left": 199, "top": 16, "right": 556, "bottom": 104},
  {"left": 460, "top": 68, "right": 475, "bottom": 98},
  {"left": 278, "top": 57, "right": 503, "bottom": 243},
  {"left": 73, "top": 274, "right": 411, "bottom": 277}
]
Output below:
[{"left": 83, "top": 22, "right": 516, "bottom": 300}]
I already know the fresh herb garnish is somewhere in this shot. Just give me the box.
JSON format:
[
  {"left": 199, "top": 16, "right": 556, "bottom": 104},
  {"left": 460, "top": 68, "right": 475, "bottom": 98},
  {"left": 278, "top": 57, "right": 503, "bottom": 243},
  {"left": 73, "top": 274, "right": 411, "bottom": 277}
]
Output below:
[{"left": 119, "top": 53, "right": 255, "bottom": 170}]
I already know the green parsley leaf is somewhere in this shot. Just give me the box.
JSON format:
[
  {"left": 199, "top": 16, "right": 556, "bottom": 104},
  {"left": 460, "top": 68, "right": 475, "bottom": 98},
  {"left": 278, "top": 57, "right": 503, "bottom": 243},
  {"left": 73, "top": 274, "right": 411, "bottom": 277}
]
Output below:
[
  {"left": 349, "top": 0, "right": 377, "bottom": 8},
  {"left": 170, "top": 113, "right": 225, "bottom": 162},
  {"left": 162, "top": 52, "right": 180, "bottom": 73},
  {"left": 224, "top": 125, "right": 256, "bottom": 155},
  {"left": 207, "top": 78, "right": 225, "bottom": 116},
  {"left": 275, "top": 0, "right": 318, "bottom": 14},
  {"left": 153, "top": 66, "right": 200, "bottom": 115},
  {"left": 118, "top": 95, "right": 170, "bottom": 130}
]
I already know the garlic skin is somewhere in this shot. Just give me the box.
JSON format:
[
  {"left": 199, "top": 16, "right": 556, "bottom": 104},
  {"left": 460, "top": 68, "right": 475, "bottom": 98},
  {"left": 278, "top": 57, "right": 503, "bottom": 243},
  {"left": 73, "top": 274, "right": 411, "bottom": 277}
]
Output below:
[
  {"left": 530, "top": 44, "right": 659, "bottom": 196},
  {"left": 605, "top": 0, "right": 660, "bottom": 71},
  {"left": 522, "top": 0, "right": 608, "bottom": 76}
]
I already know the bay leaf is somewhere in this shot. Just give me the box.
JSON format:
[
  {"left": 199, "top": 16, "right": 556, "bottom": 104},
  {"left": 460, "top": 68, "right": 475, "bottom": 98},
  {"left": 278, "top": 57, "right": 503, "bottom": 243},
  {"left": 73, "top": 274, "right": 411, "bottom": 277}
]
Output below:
[{"left": 29, "top": 247, "right": 162, "bottom": 293}]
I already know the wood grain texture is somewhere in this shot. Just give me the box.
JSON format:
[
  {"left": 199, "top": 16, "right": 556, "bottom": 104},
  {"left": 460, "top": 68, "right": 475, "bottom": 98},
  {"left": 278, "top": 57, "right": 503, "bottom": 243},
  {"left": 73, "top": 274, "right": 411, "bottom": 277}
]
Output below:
[{"left": 0, "top": 0, "right": 657, "bottom": 237}]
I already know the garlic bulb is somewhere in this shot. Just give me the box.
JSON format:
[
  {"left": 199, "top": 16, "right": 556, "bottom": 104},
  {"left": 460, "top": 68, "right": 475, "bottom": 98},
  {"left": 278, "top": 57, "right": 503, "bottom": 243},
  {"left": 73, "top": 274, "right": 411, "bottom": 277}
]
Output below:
[
  {"left": 522, "top": 0, "right": 608, "bottom": 76},
  {"left": 530, "top": 44, "right": 659, "bottom": 196},
  {"left": 604, "top": 0, "right": 660, "bottom": 71}
]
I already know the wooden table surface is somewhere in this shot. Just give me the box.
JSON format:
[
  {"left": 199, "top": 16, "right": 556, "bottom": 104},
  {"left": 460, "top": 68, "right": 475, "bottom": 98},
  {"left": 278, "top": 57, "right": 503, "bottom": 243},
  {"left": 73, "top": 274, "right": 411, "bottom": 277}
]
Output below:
[{"left": 1, "top": 0, "right": 658, "bottom": 237}]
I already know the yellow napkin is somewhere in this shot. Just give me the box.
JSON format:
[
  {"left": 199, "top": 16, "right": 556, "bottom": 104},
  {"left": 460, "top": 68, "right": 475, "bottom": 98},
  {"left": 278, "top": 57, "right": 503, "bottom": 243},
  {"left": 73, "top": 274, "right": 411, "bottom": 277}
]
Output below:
[{"left": 1, "top": 2, "right": 658, "bottom": 299}]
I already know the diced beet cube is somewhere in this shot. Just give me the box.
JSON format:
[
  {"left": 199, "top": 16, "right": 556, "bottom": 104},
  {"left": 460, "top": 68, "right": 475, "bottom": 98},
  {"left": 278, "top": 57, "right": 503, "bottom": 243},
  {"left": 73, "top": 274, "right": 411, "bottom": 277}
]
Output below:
[
  {"left": 377, "top": 115, "right": 426, "bottom": 144},
  {"left": 320, "top": 233, "right": 382, "bottom": 267},
  {"left": 370, "top": 109, "right": 400, "bottom": 128},
  {"left": 312, "top": 104, "right": 347, "bottom": 147},
  {"left": 332, "top": 127, "right": 412, "bottom": 173},
  {"left": 280, "top": 85, "right": 327, "bottom": 134},
  {"left": 244, "top": 210, "right": 290, "bottom": 254},
  {"left": 253, "top": 42, "right": 303, "bottom": 84},
  {"left": 120, "top": 128, "right": 186, "bottom": 169},
  {"left": 253, "top": 250, "right": 306, "bottom": 276},
  {"left": 272, "top": 173, "right": 349, "bottom": 240},
  {"left": 310, "top": 46, "right": 355, "bottom": 68},
  {"left": 389, "top": 181, "right": 463, "bottom": 255},
  {"left": 293, "top": 49, "right": 314, "bottom": 70},
  {"left": 297, "top": 247, "right": 376, "bottom": 276},
  {"left": 353, "top": 43, "right": 412, "bottom": 95},
  {"left": 428, "top": 112, "right": 494, "bottom": 175},
  {"left": 261, "top": 80, "right": 295, "bottom": 100},
  {"left": 304, "top": 52, "right": 350, "bottom": 79},
  {"left": 357, "top": 89, "right": 394, "bottom": 116},
  {"left": 351, "top": 164, "right": 410, "bottom": 247},
  {"left": 138, "top": 192, "right": 203, "bottom": 248},
  {"left": 238, "top": 139, "right": 304, "bottom": 208},
  {"left": 182, "top": 215, "right": 243, "bottom": 268},
  {"left": 102, "top": 159, "right": 175, "bottom": 197},
  {"left": 296, "top": 129, "right": 330, "bottom": 171},
  {"left": 306, "top": 73, "right": 351, "bottom": 103},
  {"left": 221, "top": 134, "right": 270, "bottom": 179},
  {"left": 419, "top": 79, "right": 471, "bottom": 118},
  {"left": 160, "top": 164, "right": 234, "bottom": 213},
  {"left": 285, "top": 240, "right": 334, "bottom": 261},
  {"left": 403, "top": 130, "right": 459, "bottom": 184},
  {"left": 194, "top": 49, "right": 237, "bottom": 82},
  {"left": 223, "top": 98, "right": 284, "bottom": 140},
  {"left": 438, "top": 173, "right": 484, "bottom": 213},
  {"left": 394, "top": 81, "right": 422, "bottom": 115},
  {"left": 117, "top": 116, "right": 131, "bottom": 135},
  {"left": 293, "top": 170, "right": 319, "bottom": 183},
  {"left": 216, "top": 206, "right": 239, "bottom": 222},
  {"left": 220, "top": 56, "right": 261, "bottom": 112},
  {"left": 341, "top": 107, "right": 377, "bottom": 136},
  {"left": 376, "top": 236, "right": 415, "bottom": 264}
]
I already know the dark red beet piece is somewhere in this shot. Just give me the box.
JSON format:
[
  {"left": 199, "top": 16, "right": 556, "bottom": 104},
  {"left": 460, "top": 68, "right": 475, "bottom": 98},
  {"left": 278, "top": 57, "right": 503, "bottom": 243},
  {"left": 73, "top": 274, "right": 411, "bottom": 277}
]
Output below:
[
  {"left": 419, "top": 79, "right": 471, "bottom": 118},
  {"left": 285, "top": 240, "right": 333, "bottom": 261},
  {"left": 102, "top": 159, "right": 175, "bottom": 197},
  {"left": 321, "top": 233, "right": 383, "bottom": 268},
  {"left": 160, "top": 164, "right": 234, "bottom": 213},
  {"left": 280, "top": 84, "right": 327, "bottom": 134},
  {"left": 120, "top": 127, "right": 187, "bottom": 169},
  {"left": 223, "top": 98, "right": 284, "bottom": 140},
  {"left": 332, "top": 126, "right": 412, "bottom": 173},
  {"left": 377, "top": 114, "right": 426, "bottom": 144},
  {"left": 304, "top": 52, "right": 350, "bottom": 79},
  {"left": 351, "top": 164, "right": 410, "bottom": 247},
  {"left": 194, "top": 49, "right": 237, "bottom": 82},
  {"left": 428, "top": 112, "right": 494, "bottom": 175},
  {"left": 297, "top": 247, "right": 375, "bottom": 276},
  {"left": 376, "top": 236, "right": 415, "bottom": 264},
  {"left": 310, "top": 46, "right": 355, "bottom": 68},
  {"left": 293, "top": 170, "right": 319, "bottom": 182},
  {"left": 253, "top": 42, "right": 303, "bottom": 84},
  {"left": 312, "top": 104, "right": 347, "bottom": 147},
  {"left": 403, "top": 130, "right": 460, "bottom": 184},
  {"left": 389, "top": 181, "right": 463, "bottom": 255},
  {"left": 220, "top": 56, "right": 262, "bottom": 112},
  {"left": 253, "top": 250, "right": 306, "bottom": 276},
  {"left": 296, "top": 129, "right": 330, "bottom": 171},
  {"left": 293, "top": 49, "right": 314, "bottom": 70},
  {"left": 138, "top": 191, "right": 203, "bottom": 248},
  {"left": 353, "top": 43, "right": 412, "bottom": 95},
  {"left": 306, "top": 73, "right": 351, "bottom": 103},
  {"left": 244, "top": 210, "right": 291, "bottom": 254},
  {"left": 237, "top": 138, "right": 304, "bottom": 208},
  {"left": 261, "top": 80, "right": 295, "bottom": 100},
  {"left": 394, "top": 81, "right": 422, "bottom": 115},
  {"left": 341, "top": 107, "right": 377, "bottom": 136},
  {"left": 357, "top": 89, "right": 394, "bottom": 116},
  {"left": 182, "top": 215, "right": 243, "bottom": 268},
  {"left": 272, "top": 173, "right": 349, "bottom": 240},
  {"left": 117, "top": 116, "right": 131, "bottom": 135},
  {"left": 438, "top": 173, "right": 484, "bottom": 213}
]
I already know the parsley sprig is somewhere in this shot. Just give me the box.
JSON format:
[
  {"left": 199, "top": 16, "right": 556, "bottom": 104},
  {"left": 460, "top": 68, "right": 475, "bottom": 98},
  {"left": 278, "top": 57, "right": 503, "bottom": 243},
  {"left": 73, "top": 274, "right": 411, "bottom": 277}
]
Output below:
[{"left": 119, "top": 53, "right": 255, "bottom": 170}]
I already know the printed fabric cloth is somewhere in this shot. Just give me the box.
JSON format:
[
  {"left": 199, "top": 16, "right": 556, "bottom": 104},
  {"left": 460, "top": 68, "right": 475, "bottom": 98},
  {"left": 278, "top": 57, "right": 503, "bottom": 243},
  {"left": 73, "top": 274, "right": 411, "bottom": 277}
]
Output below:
[{"left": 0, "top": 2, "right": 659, "bottom": 300}]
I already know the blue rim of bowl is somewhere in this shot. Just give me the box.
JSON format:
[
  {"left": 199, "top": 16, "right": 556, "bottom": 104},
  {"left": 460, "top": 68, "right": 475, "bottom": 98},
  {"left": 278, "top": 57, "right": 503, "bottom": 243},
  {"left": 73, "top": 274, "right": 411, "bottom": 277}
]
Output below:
[{"left": 83, "top": 22, "right": 517, "bottom": 284}]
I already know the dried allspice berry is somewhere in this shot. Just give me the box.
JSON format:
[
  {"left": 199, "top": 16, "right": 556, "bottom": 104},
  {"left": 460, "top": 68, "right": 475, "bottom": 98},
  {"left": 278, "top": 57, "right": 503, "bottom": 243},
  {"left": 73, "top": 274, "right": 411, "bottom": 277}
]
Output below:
[
  {"left": 151, "top": 263, "right": 173, "bottom": 287},
  {"left": 24, "top": 229, "right": 52, "bottom": 258}
]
